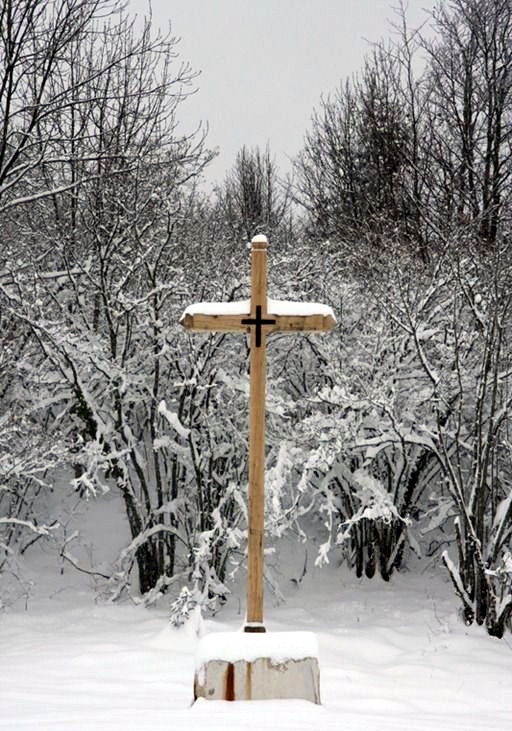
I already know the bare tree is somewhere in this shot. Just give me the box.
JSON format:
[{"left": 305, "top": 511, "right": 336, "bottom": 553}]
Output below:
[
  {"left": 0, "top": 1, "right": 221, "bottom": 601},
  {"left": 374, "top": 238, "right": 512, "bottom": 636},
  {"left": 423, "top": 0, "right": 512, "bottom": 244},
  {"left": 216, "top": 145, "right": 292, "bottom": 244},
  {"left": 294, "top": 47, "right": 415, "bottom": 263},
  {"left": 1, "top": 1, "right": 119, "bottom": 214}
]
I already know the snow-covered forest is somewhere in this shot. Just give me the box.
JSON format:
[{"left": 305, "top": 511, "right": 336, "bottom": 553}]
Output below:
[{"left": 2, "top": 0, "right": 512, "bottom": 665}]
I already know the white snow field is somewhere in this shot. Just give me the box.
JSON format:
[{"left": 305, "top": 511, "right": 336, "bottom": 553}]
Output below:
[{"left": 1, "top": 549, "right": 512, "bottom": 731}]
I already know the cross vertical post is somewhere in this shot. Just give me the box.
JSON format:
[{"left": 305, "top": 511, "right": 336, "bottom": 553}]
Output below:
[{"left": 245, "top": 236, "right": 272, "bottom": 632}]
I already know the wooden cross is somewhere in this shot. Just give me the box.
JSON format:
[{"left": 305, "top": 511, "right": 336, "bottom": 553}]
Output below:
[{"left": 181, "top": 235, "right": 335, "bottom": 632}]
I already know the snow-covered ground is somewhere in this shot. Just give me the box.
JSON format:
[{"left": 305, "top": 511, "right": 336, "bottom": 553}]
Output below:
[{"left": 1, "top": 539, "right": 512, "bottom": 731}]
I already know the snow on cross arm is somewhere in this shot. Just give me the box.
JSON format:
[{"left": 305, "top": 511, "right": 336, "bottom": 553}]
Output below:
[
  {"left": 180, "top": 298, "right": 335, "bottom": 319},
  {"left": 180, "top": 300, "right": 251, "bottom": 318},
  {"left": 180, "top": 298, "right": 336, "bottom": 333}
]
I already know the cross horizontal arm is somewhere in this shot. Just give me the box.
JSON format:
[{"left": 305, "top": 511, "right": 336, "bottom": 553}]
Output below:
[
  {"left": 181, "top": 312, "right": 336, "bottom": 334},
  {"left": 180, "top": 300, "right": 336, "bottom": 334}
]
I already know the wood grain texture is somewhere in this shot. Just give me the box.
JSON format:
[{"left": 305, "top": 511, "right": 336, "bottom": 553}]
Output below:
[
  {"left": 180, "top": 313, "right": 249, "bottom": 332},
  {"left": 271, "top": 313, "right": 336, "bottom": 333},
  {"left": 246, "top": 244, "right": 267, "bottom": 626}
]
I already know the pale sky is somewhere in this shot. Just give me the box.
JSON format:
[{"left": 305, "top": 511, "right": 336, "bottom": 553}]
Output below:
[{"left": 130, "top": 1, "right": 436, "bottom": 187}]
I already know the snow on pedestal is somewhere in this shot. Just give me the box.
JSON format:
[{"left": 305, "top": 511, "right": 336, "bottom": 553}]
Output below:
[{"left": 193, "top": 632, "right": 321, "bottom": 704}]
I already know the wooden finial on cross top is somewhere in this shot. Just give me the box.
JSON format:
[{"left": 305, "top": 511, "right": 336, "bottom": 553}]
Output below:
[{"left": 181, "top": 235, "right": 335, "bottom": 632}]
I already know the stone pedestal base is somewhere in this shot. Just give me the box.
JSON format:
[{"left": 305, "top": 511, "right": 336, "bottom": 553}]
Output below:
[{"left": 193, "top": 632, "right": 320, "bottom": 704}]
